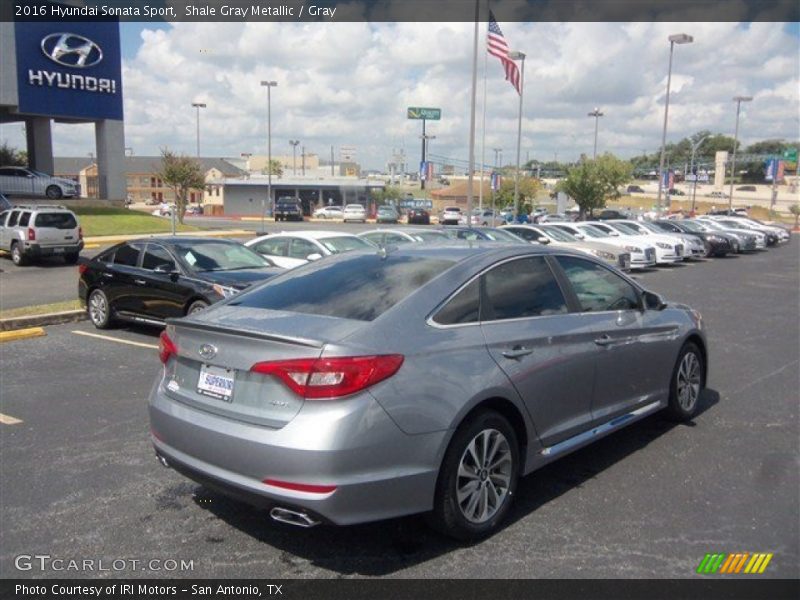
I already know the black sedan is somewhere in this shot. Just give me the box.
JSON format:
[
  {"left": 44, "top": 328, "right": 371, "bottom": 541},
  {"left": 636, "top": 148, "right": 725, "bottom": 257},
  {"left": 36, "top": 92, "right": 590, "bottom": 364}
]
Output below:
[
  {"left": 78, "top": 237, "right": 282, "bottom": 329},
  {"left": 407, "top": 208, "right": 431, "bottom": 225},
  {"left": 652, "top": 220, "right": 738, "bottom": 256}
]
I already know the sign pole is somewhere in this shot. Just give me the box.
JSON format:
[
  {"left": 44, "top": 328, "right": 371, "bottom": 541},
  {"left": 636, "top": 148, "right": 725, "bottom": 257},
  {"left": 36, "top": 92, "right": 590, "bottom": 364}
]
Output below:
[{"left": 421, "top": 118, "right": 426, "bottom": 190}]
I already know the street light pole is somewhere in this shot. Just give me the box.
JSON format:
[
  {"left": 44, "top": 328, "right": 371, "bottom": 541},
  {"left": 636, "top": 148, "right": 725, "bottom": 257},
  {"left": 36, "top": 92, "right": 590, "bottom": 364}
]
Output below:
[
  {"left": 289, "top": 140, "right": 299, "bottom": 175},
  {"left": 508, "top": 50, "right": 526, "bottom": 219},
  {"left": 260, "top": 81, "right": 277, "bottom": 233},
  {"left": 656, "top": 33, "right": 693, "bottom": 215},
  {"left": 588, "top": 107, "right": 603, "bottom": 159},
  {"left": 689, "top": 135, "right": 707, "bottom": 215},
  {"left": 191, "top": 102, "right": 206, "bottom": 157},
  {"left": 492, "top": 148, "right": 502, "bottom": 167},
  {"left": 728, "top": 95, "right": 753, "bottom": 211}
]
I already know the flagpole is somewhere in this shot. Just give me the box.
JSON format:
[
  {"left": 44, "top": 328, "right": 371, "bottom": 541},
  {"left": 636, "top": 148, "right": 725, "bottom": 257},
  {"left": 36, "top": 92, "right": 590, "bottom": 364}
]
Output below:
[
  {"left": 466, "top": 0, "right": 480, "bottom": 227},
  {"left": 478, "top": 3, "right": 489, "bottom": 214},
  {"left": 510, "top": 53, "right": 525, "bottom": 219}
]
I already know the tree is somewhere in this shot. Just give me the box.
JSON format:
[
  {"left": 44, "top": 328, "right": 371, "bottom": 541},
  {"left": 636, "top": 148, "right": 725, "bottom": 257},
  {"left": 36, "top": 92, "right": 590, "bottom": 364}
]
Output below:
[
  {"left": 745, "top": 139, "right": 791, "bottom": 155},
  {"left": 158, "top": 149, "right": 206, "bottom": 224},
  {"left": 371, "top": 186, "right": 404, "bottom": 205},
  {"left": 557, "top": 154, "right": 632, "bottom": 219},
  {"left": 494, "top": 177, "right": 540, "bottom": 211},
  {"left": 261, "top": 160, "right": 283, "bottom": 177},
  {"left": 790, "top": 204, "right": 800, "bottom": 230},
  {"left": 0, "top": 143, "right": 26, "bottom": 166}
]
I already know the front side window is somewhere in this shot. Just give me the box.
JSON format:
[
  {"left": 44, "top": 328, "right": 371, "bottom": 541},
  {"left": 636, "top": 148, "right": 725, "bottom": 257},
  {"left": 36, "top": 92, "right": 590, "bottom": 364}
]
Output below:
[
  {"left": 557, "top": 256, "right": 640, "bottom": 312},
  {"left": 174, "top": 242, "right": 268, "bottom": 272},
  {"left": 253, "top": 238, "right": 288, "bottom": 257},
  {"left": 18, "top": 212, "right": 31, "bottom": 227},
  {"left": 504, "top": 227, "right": 538, "bottom": 242},
  {"left": 482, "top": 257, "right": 568, "bottom": 321},
  {"left": 288, "top": 238, "right": 320, "bottom": 260}
]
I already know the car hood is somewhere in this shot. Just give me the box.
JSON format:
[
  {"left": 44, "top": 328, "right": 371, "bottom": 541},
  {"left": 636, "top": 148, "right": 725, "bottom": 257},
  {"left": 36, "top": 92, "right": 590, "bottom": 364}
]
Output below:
[{"left": 199, "top": 267, "right": 283, "bottom": 290}]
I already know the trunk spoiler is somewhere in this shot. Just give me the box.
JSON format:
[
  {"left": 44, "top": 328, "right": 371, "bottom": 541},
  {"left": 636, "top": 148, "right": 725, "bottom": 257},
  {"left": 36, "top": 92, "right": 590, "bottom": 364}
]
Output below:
[{"left": 166, "top": 318, "right": 324, "bottom": 349}]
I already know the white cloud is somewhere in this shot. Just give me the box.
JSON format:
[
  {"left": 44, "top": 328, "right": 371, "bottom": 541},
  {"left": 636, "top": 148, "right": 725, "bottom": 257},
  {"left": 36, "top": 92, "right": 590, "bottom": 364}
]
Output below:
[{"left": 1, "top": 21, "right": 797, "bottom": 169}]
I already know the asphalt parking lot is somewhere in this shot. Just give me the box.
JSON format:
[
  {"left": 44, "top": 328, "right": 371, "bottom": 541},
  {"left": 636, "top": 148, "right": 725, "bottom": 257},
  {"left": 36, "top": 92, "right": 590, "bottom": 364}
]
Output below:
[{"left": 0, "top": 241, "right": 797, "bottom": 579}]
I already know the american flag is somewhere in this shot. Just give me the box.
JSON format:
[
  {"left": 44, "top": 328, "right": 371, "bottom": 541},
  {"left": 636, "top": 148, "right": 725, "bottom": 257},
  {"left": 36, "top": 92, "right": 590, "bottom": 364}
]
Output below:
[{"left": 487, "top": 11, "right": 521, "bottom": 95}]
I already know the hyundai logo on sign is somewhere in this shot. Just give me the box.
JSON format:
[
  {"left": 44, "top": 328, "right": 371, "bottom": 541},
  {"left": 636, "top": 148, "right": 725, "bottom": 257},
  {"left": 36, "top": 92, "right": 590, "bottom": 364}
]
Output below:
[{"left": 41, "top": 33, "right": 103, "bottom": 68}]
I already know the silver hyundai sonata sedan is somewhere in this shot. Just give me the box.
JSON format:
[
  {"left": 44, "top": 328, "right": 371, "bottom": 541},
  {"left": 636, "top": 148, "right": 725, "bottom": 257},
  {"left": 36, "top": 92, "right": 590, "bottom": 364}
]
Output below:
[{"left": 149, "top": 244, "right": 707, "bottom": 540}]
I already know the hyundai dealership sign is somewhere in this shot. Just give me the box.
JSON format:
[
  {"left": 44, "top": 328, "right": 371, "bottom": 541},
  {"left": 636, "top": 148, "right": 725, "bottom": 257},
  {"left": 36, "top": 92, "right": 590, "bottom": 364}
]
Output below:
[{"left": 14, "top": 21, "right": 123, "bottom": 120}]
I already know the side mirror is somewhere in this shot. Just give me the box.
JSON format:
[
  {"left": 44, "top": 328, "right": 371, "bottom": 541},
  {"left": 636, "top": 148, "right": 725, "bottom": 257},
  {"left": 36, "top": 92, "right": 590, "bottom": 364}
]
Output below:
[
  {"left": 306, "top": 253, "right": 323, "bottom": 261},
  {"left": 537, "top": 237, "right": 550, "bottom": 245},
  {"left": 154, "top": 263, "right": 174, "bottom": 274},
  {"left": 574, "top": 233, "right": 585, "bottom": 239},
  {"left": 642, "top": 290, "right": 667, "bottom": 311}
]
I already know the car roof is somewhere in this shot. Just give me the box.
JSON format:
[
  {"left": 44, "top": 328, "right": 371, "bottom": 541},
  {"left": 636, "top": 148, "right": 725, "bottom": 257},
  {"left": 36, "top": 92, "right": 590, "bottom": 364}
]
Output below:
[
  {"left": 123, "top": 236, "right": 245, "bottom": 245},
  {"left": 254, "top": 230, "right": 361, "bottom": 241}
]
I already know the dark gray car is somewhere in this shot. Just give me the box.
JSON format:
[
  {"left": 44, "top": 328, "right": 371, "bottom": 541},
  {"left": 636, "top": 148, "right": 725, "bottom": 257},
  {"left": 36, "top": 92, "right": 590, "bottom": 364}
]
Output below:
[{"left": 149, "top": 245, "right": 707, "bottom": 540}]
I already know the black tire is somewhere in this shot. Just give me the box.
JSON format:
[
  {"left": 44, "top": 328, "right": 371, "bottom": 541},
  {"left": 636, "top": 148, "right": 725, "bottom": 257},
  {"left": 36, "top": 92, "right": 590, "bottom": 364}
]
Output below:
[
  {"left": 429, "top": 410, "right": 520, "bottom": 541},
  {"left": 87, "top": 289, "right": 114, "bottom": 329},
  {"left": 10, "top": 242, "right": 28, "bottom": 266},
  {"left": 665, "top": 342, "right": 705, "bottom": 422},
  {"left": 64, "top": 252, "right": 80, "bottom": 265},
  {"left": 46, "top": 185, "right": 63, "bottom": 199},
  {"left": 187, "top": 299, "right": 209, "bottom": 315}
]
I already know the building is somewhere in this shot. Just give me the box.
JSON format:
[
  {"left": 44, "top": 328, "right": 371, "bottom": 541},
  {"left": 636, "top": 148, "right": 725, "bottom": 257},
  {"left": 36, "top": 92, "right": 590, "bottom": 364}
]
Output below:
[
  {"left": 430, "top": 180, "right": 493, "bottom": 214},
  {"left": 54, "top": 156, "right": 244, "bottom": 204},
  {"left": 204, "top": 176, "right": 385, "bottom": 216},
  {"left": 1, "top": 17, "right": 126, "bottom": 200}
]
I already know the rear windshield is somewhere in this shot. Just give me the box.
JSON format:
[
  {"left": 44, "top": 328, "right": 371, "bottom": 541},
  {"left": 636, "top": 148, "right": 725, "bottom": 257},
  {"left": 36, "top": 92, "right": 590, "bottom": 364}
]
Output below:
[
  {"left": 233, "top": 254, "right": 454, "bottom": 321},
  {"left": 34, "top": 212, "right": 77, "bottom": 229}
]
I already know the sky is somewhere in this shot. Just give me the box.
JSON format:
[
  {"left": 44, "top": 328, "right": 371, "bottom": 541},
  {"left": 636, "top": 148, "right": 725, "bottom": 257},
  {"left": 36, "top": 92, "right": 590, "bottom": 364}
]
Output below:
[{"left": 2, "top": 20, "right": 798, "bottom": 171}]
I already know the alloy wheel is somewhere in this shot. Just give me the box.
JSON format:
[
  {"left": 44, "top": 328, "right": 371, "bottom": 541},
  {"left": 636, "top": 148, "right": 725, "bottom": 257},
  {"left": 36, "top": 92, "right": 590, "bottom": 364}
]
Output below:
[
  {"left": 456, "top": 428, "right": 513, "bottom": 524},
  {"left": 89, "top": 292, "right": 107, "bottom": 325},
  {"left": 676, "top": 351, "right": 701, "bottom": 412}
]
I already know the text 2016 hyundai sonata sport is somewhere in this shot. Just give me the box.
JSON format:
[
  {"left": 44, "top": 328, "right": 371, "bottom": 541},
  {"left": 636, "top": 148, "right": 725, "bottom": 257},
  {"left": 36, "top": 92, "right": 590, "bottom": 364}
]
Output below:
[{"left": 149, "top": 245, "right": 707, "bottom": 540}]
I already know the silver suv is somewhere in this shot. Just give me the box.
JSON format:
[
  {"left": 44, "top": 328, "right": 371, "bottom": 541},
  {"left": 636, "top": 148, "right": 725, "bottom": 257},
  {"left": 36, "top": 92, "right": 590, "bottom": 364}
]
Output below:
[
  {"left": 0, "top": 166, "right": 80, "bottom": 199},
  {"left": 0, "top": 205, "right": 83, "bottom": 265}
]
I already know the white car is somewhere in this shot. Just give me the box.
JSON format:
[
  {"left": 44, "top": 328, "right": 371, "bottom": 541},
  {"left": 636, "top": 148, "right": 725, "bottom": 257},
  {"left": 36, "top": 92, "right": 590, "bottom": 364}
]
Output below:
[
  {"left": 342, "top": 204, "right": 367, "bottom": 223},
  {"left": 0, "top": 166, "right": 79, "bottom": 199},
  {"left": 695, "top": 218, "right": 767, "bottom": 249},
  {"left": 550, "top": 222, "right": 657, "bottom": 270},
  {"left": 440, "top": 206, "right": 463, "bottom": 225},
  {"left": 358, "top": 228, "right": 449, "bottom": 246},
  {"left": 588, "top": 221, "right": 683, "bottom": 265},
  {"left": 707, "top": 215, "right": 790, "bottom": 244},
  {"left": 625, "top": 220, "right": 706, "bottom": 259},
  {"left": 313, "top": 206, "right": 343, "bottom": 219},
  {"left": 245, "top": 230, "right": 375, "bottom": 269}
]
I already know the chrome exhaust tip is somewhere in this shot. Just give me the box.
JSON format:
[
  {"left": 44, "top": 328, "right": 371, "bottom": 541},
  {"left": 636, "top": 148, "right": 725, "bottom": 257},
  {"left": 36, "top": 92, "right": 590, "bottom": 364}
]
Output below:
[
  {"left": 156, "top": 453, "right": 170, "bottom": 468},
  {"left": 270, "top": 507, "right": 320, "bottom": 528}
]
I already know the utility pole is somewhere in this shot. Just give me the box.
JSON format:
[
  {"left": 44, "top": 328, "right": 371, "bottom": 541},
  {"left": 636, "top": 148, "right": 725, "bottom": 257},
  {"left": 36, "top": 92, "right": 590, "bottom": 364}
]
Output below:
[{"left": 260, "top": 80, "right": 277, "bottom": 233}]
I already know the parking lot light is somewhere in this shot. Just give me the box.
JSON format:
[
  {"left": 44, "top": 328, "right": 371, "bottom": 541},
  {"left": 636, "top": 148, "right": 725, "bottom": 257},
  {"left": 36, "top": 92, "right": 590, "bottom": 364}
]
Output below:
[
  {"left": 656, "top": 33, "right": 693, "bottom": 216},
  {"left": 728, "top": 96, "right": 753, "bottom": 211},
  {"left": 588, "top": 108, "right": 604, "bottom": 159},
  {"left": 191, "top": 102, "right": 206, "bottom": 157},
  {"left": 260, "top": 81, "right": 278, "bottom": 234}
]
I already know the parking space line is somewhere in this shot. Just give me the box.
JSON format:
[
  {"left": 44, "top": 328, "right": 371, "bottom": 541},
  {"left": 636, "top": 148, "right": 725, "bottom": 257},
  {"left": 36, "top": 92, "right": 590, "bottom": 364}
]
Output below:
[
  {"left": 71, "top": 330, "right": 158, "bottom": 349},
  {"left": 0, "top": 413, "right": 23, "bottom": 425}
]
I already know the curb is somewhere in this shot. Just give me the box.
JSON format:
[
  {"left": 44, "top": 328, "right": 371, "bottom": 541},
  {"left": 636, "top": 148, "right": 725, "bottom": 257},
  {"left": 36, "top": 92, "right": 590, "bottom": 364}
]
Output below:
[
  {"left": 0, "top": 309, "right": 86, "bottom": 332},
  {"left": 83, "top": 230, "right": 253, "bottom": 244},
  {"left": 0, "top": 326, "right": 46, "bottom": 342}
]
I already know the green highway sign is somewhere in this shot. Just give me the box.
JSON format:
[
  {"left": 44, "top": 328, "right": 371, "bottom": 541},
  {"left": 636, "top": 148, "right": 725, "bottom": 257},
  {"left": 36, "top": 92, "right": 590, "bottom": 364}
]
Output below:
[
  {"left": 783, "top": 148, "right": 797, "bottom": 162},
  {"left": 407, "top": 107, "right": 441, "bottom": 120}
]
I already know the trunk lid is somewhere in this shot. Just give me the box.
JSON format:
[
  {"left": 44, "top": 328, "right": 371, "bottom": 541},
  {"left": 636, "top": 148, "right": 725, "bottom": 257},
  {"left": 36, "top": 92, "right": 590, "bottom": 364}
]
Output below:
[{"left": 162, "top": 306, "right": 364, "bottom": 428}]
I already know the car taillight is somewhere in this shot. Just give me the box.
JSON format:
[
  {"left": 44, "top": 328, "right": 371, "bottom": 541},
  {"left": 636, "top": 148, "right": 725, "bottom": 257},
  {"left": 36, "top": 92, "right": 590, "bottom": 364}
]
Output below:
[
  {"left": 251, "top": 354, "right": 404, "bottom": 399},
  {"left": 158, "top": 331, "right": 177, "bottom": 364},
  {"left": 78, "top": 226, "right": 83, "bottom": 240},
  {"left": 27, "top": 227, "right": 35, "bottom": 241},
  {"left": 262, "top": 479, "right": 337, "bottom": 494},
  {"left": 78, "top": 264, "right": 88, "bottom": 275}
]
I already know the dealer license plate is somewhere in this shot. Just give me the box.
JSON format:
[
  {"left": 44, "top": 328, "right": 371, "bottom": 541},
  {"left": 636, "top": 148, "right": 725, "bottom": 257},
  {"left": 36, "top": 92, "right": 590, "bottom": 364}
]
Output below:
[{"left": 197, "top": 365, "right": 234, "bottom": 401}]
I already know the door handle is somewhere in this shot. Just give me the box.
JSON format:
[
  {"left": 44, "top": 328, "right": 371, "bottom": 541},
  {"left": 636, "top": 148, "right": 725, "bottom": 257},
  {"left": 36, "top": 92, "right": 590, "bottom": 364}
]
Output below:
[
  {"left": 102, "top": 272, "right": 114, "bottom": 278},
  {"left": 594, "top": 334, "right": 614, "bottom": 346},
  {"left": 134, "top": 279, "right": 147, "bottom": 285},
  {"left": 502, "top": 346, "right": 533, "bottom": 359}
]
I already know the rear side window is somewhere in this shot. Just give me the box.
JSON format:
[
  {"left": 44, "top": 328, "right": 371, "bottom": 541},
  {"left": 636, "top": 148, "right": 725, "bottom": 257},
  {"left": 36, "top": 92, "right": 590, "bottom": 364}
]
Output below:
[
  {"left": 235, "top": 254, "right": 454, "bottom": 321},
  {"left": 18, "top": 212, "right": 31, "bottom": 227},
  {"left": 556, "top": 256, "right": 639, "bottom": 312},
  {"left": 434, "top": 279, "right": 480, "bottom": 325},
  {"left": 482, "top": 257, "right": 568, "bottom": 321},
  {"left": 34, "top": 212, "right": 77, "bottom": 229},
  {"left": 113, "top": 243, "right": 141, "bottom": 267}
]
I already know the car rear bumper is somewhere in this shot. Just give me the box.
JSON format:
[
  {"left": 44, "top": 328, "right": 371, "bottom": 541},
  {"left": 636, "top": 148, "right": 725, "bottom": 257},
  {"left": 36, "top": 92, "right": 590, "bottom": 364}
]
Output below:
[
  {"left": 22, "top": 241, "right": 83, "bottom": 257},
  {"left": 148, "top": 381, "right": 444, "bottom": 525}
]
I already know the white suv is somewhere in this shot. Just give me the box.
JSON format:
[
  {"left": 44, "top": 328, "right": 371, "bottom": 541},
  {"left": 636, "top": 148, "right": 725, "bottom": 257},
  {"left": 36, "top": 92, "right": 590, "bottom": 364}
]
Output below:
[{"left": 0, "top": 204, "right": 83, "bottom": 265}]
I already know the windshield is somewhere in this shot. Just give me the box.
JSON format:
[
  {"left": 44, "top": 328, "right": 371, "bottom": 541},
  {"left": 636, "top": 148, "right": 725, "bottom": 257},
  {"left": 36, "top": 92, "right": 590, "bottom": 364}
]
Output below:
[
  {"left": 174, "top": 242, "right": 270, "bottom": 272},
  {"left": 608, "top": 222, "right": 641, "bottom": 236},
  {"left": 416, "top": 231, "right": 450, "bottom": 242},
  {"left": 478, "top": 228, "right": 526, "bottom": 243},
  {"left": 578, "top": 225, "right": 611, "bottom": 238},
  {"left": 637, "top": 221, "right": 665, "bottom": 234},
  {"left": 679, "top": 220, "right": 705, "bottom": 232},
  {"left": 318, "top": 236, "right": 375, "bottom": 254},
  {"left": 718, "top": 220, "right": 751, "bottom": 229},
  {"left": 540, "top": 226, "right": 577, "bottom": 242}
]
